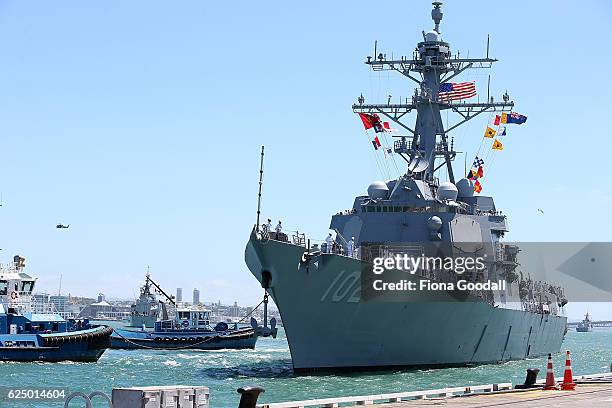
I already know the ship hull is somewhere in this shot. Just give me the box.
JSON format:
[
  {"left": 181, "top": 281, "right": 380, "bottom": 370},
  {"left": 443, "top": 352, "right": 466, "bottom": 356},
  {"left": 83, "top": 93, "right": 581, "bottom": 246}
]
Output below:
[
  {"left": 245, "top": 236, "right": 567, "bottom": 372},
  {"left": 128, "top": 315, "right": 157, "bottom": 328}
]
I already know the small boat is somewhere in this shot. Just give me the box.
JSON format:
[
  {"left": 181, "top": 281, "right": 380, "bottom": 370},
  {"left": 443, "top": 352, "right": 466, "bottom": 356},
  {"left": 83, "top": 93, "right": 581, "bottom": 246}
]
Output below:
[
  {"left": 111, "top": 305, "right": 275, "bottom": 350},
  {"left": 576, "top": 312, "right": 593, "bottom": 332},
  {"left": 0, "top": 255, "right": 113, "bottom": 362},
  {"left": 111, "top": 276, "right": 277, "bottom": 350}
]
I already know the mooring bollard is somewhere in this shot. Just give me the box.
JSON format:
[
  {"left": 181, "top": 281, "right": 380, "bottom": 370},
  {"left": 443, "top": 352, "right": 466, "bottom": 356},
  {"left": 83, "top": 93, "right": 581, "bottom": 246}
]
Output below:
[
  {"left": 237, "top": 386, "right": 265, "bottom": 408},
  {"left": 514, "top": 368, "right": 540, "bottom": 389}
]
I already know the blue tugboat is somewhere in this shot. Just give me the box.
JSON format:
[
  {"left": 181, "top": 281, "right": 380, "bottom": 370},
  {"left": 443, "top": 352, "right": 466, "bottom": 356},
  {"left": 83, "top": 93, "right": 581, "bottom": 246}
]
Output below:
[
  {"left": 111, "top": 275, "right": 277, "bottom": 350},
  {"left": 0, "top": 255, "right": 113, "bottom": 362}
]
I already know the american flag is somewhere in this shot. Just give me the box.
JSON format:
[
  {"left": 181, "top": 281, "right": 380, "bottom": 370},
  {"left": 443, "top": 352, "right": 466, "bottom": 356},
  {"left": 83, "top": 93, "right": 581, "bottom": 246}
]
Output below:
[{"left": 438, "top": 81, "right": 476, "bottom": 101}]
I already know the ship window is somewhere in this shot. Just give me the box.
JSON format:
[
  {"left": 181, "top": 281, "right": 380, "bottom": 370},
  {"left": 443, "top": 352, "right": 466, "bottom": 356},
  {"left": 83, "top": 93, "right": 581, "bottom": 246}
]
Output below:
[
  {"left": 0, "top": 280, "right": 6, "bottom": 295},
  {"left": 382, "top": 206, "right": 388, "bottom": 212},
  {"left": 403, "top": 206, "right": 410, "bottom": 212},
  {"left": 367, "top": 206, "right": 374, "bottom": 213},
  {"left": 376, "top": 207, "right": 381, "bottom": 213},
  {"left": 21, "top": 281, "right": 34, "bottom": 292}
]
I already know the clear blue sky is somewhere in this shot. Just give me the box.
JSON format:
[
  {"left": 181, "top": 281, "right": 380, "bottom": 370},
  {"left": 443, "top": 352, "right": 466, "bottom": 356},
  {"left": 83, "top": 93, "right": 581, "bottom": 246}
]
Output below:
[{"left": 0, "top": 1, "right": 610, "bottom": 320}]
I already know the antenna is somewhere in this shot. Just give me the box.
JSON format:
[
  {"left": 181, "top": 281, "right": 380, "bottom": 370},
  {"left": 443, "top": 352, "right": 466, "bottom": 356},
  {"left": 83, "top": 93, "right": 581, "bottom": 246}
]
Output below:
[
  {"left": 486, "top": 34, "right": 490, "bottom": 59},
  {"left": 255, "top": 146, "right": 265, "bottom": 231},
  {"left": 58, "top": 273, "right": 62, "bottom": 296},
  {"left": 487, "top": 75, "right": 491, "bottom": 101},
  {"left": 432, "top": 2, "right": 443, "bottom": 33}
]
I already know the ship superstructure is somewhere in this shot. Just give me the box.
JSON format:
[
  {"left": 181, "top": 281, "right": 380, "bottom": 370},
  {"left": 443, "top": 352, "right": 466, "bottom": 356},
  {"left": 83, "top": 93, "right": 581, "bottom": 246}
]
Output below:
[
  {"left": 128, "top": 273, "right": 164, "bottom": 328},
  {"left": 245, "top": 2, "right": 567, "bottom": 371}
]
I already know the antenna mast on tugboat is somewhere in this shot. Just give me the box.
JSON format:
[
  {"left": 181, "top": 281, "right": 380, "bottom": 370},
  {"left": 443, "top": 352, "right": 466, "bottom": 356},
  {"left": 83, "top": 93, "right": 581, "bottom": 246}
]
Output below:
[
  {"left": 144, "top": 270, "right": 176, "bottom": 306},
  {"left": 354, "top": 1, "right": 514, "bottom": 184}
]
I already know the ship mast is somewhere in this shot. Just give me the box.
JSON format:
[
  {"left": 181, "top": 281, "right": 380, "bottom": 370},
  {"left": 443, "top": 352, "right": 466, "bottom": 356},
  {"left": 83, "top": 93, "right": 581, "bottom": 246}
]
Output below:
[{"left": 353, "top": 2, "right": 514, "bottom": 184}]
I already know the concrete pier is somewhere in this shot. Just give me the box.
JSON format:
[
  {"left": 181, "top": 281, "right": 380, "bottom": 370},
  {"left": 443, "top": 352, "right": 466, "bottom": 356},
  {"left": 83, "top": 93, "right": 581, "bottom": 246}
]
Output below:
[
  {"left": 256, "top": 373, "right": 612, "bottom": 408},
  {"left": 380, "top": 384, "right": 612, "bottom": 407}
]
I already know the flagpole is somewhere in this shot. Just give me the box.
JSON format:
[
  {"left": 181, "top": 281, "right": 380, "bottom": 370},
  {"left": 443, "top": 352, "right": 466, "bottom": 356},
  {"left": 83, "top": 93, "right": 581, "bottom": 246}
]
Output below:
[{"left": 255, "top": 146, "right": 265, "bottom": 232}]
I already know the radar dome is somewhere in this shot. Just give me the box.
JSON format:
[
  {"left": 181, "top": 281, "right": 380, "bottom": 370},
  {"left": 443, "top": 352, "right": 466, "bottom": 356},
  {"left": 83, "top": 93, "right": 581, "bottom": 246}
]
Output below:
[
  {"left": 424, "top": 30, "right": 440, "bottom": 42},
  {"left": 437, "top": 182, "right": 458, "bottom": 201},
  {"left": 367, "top": 181, "right": 389, "bottom": 199},
  {"left": 427, "top": 216, "right": 442, "bottom": 231},
  {"left": 456, "top": 178, "right": 474, "bottom": 198}
]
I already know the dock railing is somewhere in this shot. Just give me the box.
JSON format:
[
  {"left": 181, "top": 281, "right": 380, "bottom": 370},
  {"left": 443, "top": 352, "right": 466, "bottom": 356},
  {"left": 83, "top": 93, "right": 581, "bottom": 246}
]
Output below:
[{"left": 255, "top": 383, "right": 513, "bottom": 408}]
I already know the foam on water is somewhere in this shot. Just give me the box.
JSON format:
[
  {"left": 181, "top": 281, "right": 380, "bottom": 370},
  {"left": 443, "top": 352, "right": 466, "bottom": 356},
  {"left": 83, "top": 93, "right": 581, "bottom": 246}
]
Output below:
[{"left": 1, "top": 328, "right": 611, "bottom": 408}]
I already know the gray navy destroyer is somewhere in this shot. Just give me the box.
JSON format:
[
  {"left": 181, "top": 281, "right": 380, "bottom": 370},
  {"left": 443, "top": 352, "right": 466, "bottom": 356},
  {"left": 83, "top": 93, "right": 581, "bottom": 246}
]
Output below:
[{"left": 245, "top": 2, "right": 568, "bottom": 372}]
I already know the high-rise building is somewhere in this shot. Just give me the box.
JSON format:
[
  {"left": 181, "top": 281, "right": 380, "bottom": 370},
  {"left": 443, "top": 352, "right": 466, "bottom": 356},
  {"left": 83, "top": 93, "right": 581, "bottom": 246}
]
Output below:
[
  {"left": 176, "top": 288, "right": 183, "bottom": 302},
  {"left": 193, "top": 288, "right": 200, "bottom": 305}
]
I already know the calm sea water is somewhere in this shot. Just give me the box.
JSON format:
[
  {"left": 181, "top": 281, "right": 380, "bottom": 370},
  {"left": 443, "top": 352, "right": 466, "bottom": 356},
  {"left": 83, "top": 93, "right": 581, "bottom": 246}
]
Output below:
[{"left": 2, "top": 326, "right": 611, "bottom": 408}]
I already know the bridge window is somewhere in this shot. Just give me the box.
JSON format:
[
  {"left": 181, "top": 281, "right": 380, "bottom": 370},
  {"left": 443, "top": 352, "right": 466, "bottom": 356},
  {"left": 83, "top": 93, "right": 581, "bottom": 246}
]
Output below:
[
  {"left": 21, "top": 281, "right": 34, "bottom": 292},
  {"left": 376, "top": 207, "right": 381, "bottom": 213}
]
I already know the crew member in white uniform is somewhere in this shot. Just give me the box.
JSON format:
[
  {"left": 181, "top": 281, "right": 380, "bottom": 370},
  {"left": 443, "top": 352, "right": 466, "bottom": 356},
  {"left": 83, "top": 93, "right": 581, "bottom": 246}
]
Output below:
[
  {"left": 325, "top": 233, "right": 334, "bottom": 253},
  {"left": 275, "top": 221, "right": 282, "bottom": 234},
  {"left": 264, "top": 218, "right": 272, "bottom": 233},
  {"left": 347, "top": 237, "right": 355, "bottom": 257}
]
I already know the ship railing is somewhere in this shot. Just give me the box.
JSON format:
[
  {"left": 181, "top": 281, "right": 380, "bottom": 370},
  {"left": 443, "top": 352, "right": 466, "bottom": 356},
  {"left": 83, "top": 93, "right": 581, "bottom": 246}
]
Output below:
[{"left": 259, "top": 227, "right": 309, "bottom": 248}]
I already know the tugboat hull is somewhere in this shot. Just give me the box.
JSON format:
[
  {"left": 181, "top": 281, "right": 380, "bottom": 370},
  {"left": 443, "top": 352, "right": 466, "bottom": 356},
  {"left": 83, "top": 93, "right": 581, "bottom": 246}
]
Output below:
[
  {"left": 110, "top": 327, "right": 258, "bottom": 350},
  {"left": 0, "top": 326, "right": 113, "bottom": 363}
]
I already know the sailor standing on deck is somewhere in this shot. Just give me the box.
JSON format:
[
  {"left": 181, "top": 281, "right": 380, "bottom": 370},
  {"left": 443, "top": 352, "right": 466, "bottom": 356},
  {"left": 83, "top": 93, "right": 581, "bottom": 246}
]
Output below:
[
  {"left": 325, "top": 233, "right": 334, "bottom": 253},
  {"left": 347, "top": 237, "right": 355, "bottom": 258},
  {"left": 275, "top": 220, "right": 282, "bottom": 234},
  {"left": 264, "top": 218, "right": 272, "bottom": 233}
]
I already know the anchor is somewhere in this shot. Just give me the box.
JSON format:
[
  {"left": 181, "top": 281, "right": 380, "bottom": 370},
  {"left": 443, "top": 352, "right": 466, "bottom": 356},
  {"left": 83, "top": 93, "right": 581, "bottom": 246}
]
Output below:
[{"left": 250, "top": 290, "right": 278, "bottom": 338}]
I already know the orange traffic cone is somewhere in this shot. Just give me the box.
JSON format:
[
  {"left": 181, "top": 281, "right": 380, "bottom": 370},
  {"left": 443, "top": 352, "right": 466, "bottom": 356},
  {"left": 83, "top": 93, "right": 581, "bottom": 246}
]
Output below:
[
  {"left": 561, "top": 350, "right": 576, "bottom": 390},
  {"left": 543, "top": 353, "right": 558, "bottom": 390}
]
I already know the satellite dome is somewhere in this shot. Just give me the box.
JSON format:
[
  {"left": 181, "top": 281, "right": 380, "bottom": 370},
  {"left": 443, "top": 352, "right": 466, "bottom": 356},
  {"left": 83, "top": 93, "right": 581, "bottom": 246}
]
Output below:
[
  {"left": 456, "top": 178, "right": 474, "bottom": 198},
  {"left": 367, "top": 181, "right": 389, "bottom": 199},
  {"left": 427, "top": 215, "right": 443, "bottom": 231},
  {"left": 424, "top": 30, "right": 440, "bottom": 42},
  {"left": 437, "top": 182, "right": 458, "bottom": 201}
]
